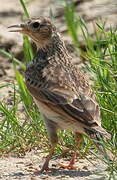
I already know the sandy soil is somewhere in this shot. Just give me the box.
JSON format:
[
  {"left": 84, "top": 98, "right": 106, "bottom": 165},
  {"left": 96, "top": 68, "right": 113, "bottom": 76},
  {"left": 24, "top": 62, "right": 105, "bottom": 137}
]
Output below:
[
  {"left": 0, "top": 0, "right": 117, "bottom": 179},
  {"left": 0, "top": 150, "right": 109, "bottom": 180}
]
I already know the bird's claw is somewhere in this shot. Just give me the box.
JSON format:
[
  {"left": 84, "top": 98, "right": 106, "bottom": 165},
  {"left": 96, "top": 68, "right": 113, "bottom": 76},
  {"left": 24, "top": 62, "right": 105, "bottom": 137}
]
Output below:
[
  {"left": 32, "top": 167, "right": 57, "bottom": 174},
  {"left": 58, "top": 162, "right": 78, "bottom": 170}
]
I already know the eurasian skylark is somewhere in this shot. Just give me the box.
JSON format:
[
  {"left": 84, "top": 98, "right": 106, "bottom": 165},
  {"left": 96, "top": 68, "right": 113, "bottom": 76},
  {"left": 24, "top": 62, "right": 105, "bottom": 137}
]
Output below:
[{"left": 9, "top": 17, "right": 111, "bottom": 172}]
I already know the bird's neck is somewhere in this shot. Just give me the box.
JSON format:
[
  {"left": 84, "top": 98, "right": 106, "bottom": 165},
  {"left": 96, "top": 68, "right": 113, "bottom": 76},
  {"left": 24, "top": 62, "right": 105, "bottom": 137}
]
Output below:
[{"left": 34, "top": 32, "right": 71, "bottom": 65}]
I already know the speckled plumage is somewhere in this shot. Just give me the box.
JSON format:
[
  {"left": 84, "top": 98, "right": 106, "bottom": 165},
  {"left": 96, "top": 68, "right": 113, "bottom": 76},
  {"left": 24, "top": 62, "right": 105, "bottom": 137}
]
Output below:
[
  {"left": 24, "top": 20, "right": 101, "bottom": 131},
  {"left": 9, "top": 17, "right": 111, "bottom": 172}
]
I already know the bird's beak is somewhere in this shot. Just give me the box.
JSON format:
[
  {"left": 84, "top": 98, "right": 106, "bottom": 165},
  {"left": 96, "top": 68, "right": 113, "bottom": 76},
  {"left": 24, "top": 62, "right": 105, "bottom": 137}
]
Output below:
[{"left": 8, "top": 24, "right": 27, "bottom": 33}]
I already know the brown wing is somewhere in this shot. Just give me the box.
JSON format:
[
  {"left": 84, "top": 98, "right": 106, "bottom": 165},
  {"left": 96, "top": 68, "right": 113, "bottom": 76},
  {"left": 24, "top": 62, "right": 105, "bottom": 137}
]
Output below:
[{"left": 25, "top": 63, "right": 101, "bottom": 127}]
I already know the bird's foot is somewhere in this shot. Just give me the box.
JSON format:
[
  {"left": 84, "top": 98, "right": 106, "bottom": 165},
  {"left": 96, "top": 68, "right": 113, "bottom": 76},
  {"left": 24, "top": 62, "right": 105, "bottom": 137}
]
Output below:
[
  {"left": 32, "top": 167, "right": 56, "bottom": 173},
  {"left": 33, "top": 167, "right": 53, "bottom": 174},
  {"left": 58, "top": 162, "right": 78, "bottom": 170},
  {"left": 31, "top": 162, "right": 57, "bottom": 173},
  {"left": 58, "top": 152, "right": 79, "bottom": 170}
]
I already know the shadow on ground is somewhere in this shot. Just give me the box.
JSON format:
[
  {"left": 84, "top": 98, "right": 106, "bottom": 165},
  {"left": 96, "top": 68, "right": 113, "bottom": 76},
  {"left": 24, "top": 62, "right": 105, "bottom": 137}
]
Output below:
[{"left": 3, "top": 169, "right": 92, "bottom": 178}]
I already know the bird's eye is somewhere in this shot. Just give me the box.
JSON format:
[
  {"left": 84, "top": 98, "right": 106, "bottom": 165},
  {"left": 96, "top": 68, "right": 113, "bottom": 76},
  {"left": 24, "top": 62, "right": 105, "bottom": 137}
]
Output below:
[{"left": 32, "top": 22, "right": 40, "bottom": 29}]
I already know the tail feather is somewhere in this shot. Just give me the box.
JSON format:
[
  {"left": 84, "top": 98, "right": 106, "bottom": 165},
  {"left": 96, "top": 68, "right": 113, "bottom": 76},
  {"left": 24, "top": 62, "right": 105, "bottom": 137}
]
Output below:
[{"left": 84, "top": 126, "right": 113, "bottom": 160}]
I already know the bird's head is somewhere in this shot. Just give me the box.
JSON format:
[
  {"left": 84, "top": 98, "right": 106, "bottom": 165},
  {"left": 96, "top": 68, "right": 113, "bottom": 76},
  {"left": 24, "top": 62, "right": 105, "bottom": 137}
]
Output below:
[{"left": 8, "top": 17, "right": 56, "bottom": 48}]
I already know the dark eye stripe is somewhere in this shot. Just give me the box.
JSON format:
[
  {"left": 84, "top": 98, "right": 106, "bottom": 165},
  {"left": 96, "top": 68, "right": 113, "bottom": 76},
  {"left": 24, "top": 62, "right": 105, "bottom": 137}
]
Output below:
[{"left": 40, "top": 24, "right": 46, "bottom": 28}]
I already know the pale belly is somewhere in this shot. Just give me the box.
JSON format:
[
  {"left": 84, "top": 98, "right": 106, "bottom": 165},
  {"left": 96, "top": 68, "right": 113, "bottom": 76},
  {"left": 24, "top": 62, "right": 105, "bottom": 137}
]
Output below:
[{"left": 34, "top": 98, "right": 85, "bottom": 134}]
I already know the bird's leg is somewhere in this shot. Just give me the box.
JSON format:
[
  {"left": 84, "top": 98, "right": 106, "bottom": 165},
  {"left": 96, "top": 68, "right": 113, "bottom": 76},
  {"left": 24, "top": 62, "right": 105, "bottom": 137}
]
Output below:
[
  {"left": 39, "top": 143, "right": 56, "bottom": 172},
  {"left": 59, "top": 132, "right": 82, "bottom": 170},
  {"left": 32, "top": 117, "right": 58, "bottom": 173},
  {"left": 37, "top": 117, "right": 58, "bottom": 172},
  {"left": 33, "top": 143, "right": 57, "bottom": 173}
]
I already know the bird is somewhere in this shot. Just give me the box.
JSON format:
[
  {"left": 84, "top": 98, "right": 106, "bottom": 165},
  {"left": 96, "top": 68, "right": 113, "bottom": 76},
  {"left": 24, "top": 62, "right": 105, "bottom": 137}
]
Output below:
[{"left": 8, "top": 17, "right": 111, "bottom": 172}]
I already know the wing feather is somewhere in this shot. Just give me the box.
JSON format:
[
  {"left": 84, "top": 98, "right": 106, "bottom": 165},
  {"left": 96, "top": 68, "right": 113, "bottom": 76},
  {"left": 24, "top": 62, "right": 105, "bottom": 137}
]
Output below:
[
  {"left": 25, "top": 62, "right": 100, "bottom": 127},
  {"left": 26, "top": 81, "right": 99, "bottom": 127}
]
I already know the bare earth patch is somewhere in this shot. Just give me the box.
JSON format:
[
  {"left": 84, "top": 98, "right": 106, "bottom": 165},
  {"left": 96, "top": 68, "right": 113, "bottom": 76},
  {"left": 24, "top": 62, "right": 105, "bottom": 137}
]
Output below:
[{"left": 0, "top": 151, "right": 109, "bottom": 180}]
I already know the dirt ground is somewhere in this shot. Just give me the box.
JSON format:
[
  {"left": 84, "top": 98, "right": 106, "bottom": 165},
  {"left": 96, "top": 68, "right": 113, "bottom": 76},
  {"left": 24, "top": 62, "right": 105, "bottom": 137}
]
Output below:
[
  {"left": 0, "top": 150, "right": 109, "bottom": 180},
  {"left": 0, "top": 0, "right": 117, "bottom": 179}
]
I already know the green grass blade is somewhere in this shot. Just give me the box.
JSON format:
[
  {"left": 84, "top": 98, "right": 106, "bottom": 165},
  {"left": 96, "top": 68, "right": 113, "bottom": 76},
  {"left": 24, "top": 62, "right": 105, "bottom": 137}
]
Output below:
[
  {"left": 19, "top": 0, "right": 34, "bottom": 62},
  {"left": 23, "top": 36, "right": 33, "bottom": 64},
  {"left": 19, "top": 0, "right": 30, "bottom": 18}
]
